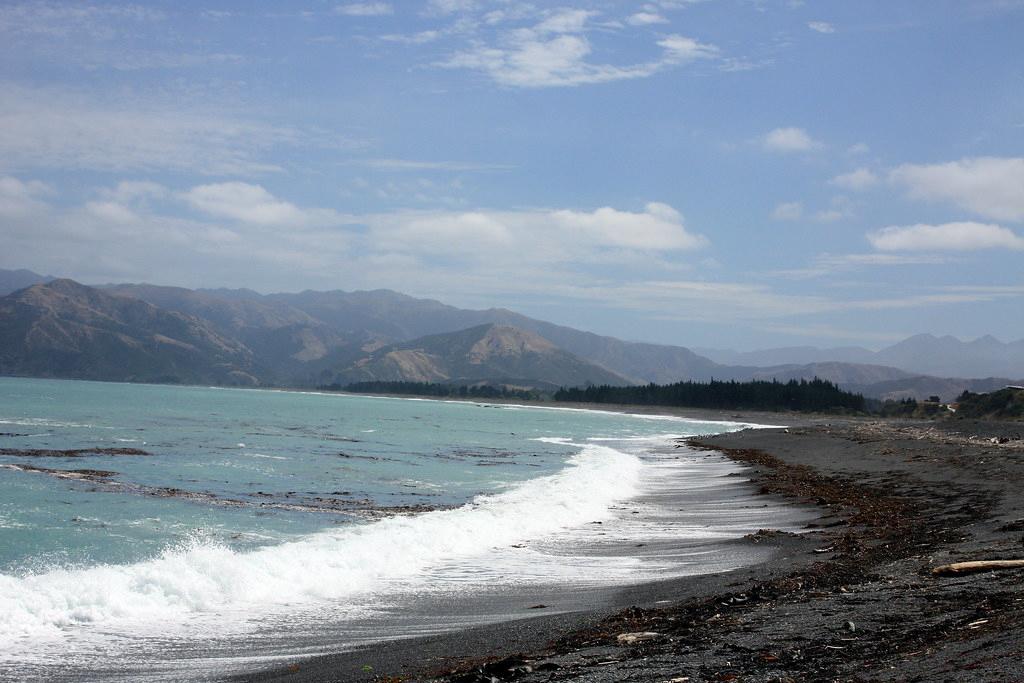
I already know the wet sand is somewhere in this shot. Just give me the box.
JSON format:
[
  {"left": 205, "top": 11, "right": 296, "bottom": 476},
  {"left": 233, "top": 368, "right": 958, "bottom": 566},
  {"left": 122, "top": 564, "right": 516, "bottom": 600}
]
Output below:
[{"left": 234, "top": 417, "right": 1024, "bottom": 682}]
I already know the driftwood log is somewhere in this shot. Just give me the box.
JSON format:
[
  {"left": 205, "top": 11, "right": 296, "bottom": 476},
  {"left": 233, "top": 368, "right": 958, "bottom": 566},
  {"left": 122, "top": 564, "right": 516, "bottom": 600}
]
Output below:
[{"left": 932, "top": 559, "right": 1024, "bottom": 576}]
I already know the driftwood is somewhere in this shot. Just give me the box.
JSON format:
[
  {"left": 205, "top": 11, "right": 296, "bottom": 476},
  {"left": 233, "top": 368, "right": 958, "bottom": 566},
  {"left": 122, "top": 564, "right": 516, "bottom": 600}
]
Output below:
[{"left": 932, "top": 559, "right": 1024, "bottom": 576}]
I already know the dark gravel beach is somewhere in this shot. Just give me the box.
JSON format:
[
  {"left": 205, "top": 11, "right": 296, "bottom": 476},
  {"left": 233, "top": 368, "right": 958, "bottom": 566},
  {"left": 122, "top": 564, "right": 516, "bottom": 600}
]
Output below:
[{"left": 235, "top": 418, "right": 1024, "bottom": 683}]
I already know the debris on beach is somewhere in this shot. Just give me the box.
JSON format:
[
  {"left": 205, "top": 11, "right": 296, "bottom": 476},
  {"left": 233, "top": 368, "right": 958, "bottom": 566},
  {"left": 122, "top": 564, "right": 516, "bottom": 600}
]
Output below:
[
  {"left": 932, "top": 559, "right": 1024, "bottom": 576},
  {"left": 616, "top": 631, "right": 663, "bottom": 645}
]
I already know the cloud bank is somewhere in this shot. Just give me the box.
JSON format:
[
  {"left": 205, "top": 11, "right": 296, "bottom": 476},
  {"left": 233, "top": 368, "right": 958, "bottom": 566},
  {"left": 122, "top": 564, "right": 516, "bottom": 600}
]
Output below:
[
  {"left": 868, "top": 221, "right": 1024, "bottom": 251},
  {"left": 889, "top": 157, "right": 1024, "bottom": 222}
]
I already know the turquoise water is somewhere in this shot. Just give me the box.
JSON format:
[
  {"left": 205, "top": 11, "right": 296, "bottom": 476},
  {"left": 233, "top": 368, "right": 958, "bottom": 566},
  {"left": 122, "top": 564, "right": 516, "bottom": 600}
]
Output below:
[
  {"left": 0, "top": 378, "right": 688, "bottom": 570},
  {"left": 0, "top": 377, "right": 803, "bottom": 681}
]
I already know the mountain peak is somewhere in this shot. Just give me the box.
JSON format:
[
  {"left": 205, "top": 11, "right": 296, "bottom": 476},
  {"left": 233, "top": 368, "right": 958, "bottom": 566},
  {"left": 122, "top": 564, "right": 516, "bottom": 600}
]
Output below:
[
  {"left": 328, "top": 322, "right": 630, "bottom": 389},
  {"left": 34, "top": 277, "right": 86, "bottom": 292},
  {"left": 468, "top": 325, "right": 556, "bottom": 363}
]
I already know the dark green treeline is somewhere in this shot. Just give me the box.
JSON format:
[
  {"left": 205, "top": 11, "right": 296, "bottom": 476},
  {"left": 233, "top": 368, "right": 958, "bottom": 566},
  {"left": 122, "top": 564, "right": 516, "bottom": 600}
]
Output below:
[
  {"left": 554, "top": 378, "right": 865, "bottom": 413},
  {"left": 325, "top": 381, "right": 540, "bottom": 400}
]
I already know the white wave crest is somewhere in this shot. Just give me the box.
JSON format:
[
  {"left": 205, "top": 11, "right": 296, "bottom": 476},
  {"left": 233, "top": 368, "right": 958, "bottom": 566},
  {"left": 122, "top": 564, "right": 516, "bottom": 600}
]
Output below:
[{"left": 0, "top": 444, "right": 641, "bottom": 648}]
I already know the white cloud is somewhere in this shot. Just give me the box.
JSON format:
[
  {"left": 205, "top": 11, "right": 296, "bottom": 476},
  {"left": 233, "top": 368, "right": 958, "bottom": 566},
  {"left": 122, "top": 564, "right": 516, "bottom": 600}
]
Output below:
[
  {"left": 183, "top": 183, "right": 349, "bottom": 227},
  {"left": 823, "top": 253, "right": 948, "bottom": 267},
  {"left": 549, "top": 203, "right": 707, "bottom": 250},
  {"left": 0, "top": 3, "right": 243, "bottom": 71},
  {"left": 334, "top": 3, "right": 393, "bottom": 16},
  {"left": 0, "top": 83, "right": 353, "bottom": 175},
  {"left": 426, "top": 0, "right": 478, "bottom": 15},
  {"left": 439, "top": 7, "right": 717, "bottom": 88},
  {"left": 627, "top": 12, "right": 669, "bottom": 26},
  {"left": 8, "top": 176, "right": 1018, "bottom": 327},
  {"left": 807, "top": 21, "right": 835, "bottom": 33},
  {"left": 771, "top": 252, "right": 950, "bottom": 279},
  {"left": 443, "top": 32, "right": 717, "bottom": 87},
  {"left": 373, "top": 211, "right": 514, "bottom": 254},
  {"left": 889, "top": 157, "right": 1024, "bottom": 222},
  {"left": 657, "top": 35, "right": 719, "bottom": 62},
  {"left": 572, "top": 280, "right": 830, "bottom": 320},
  {"left": 0, "top": 2, "right": 163, "bottom": 40},
  {"left": 830, "top": 167, "right": 878, "bottom": 191},
  {"left": 772, "top": 196, "right": 851, "bottom": 223},
  {"left": 847, "top": 142, "right": 870, "bottom": 155},
  {"left": 367, "top": 202, "right": 707, "bottom": 260},
  {"left": 346, "top": 158, "right": 513, "bottom": 171},
  {"left": 83, "top": 200, "right": 139, "bottom": 225},
  {"left": 868, "top": 221, "right": 1024, "bottom": 251},
  {"left": 99, "top": 180, "right": 169, "bottom": 203},
  {"left": 534, "top": 9, "right": 596, "bottom": 34},
  {"left": 813, "top": 209, "right": 844, "bottom": 223},
  {"left": 761, "top": 127, "right": 820, "bottom": 152},
  {"left": 0, "top": 176, "right": 51, "bottom": 218},
  {"left": 771, "top": 201, "right": 803, "bottom": 220},
  {"left": 381, "top": 29, "right": 441, "bottom": 44}
]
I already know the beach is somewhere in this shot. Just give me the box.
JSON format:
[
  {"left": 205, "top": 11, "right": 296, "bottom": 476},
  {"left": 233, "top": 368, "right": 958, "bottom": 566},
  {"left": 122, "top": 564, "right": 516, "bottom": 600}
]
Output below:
[
  {"left": 239, "top": 417, "right": 1024, "bottom": 682},
  {"left": 2, "top": 380, "right": 811, "bottom": 681}
]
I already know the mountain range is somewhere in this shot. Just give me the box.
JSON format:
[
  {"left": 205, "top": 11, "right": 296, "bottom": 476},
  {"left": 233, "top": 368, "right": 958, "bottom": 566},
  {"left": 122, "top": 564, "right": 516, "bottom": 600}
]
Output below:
[
  {"left": 696, "top": 334, "right": 1024, "bottom": 380},
  {"left": 0, "top": 268, "right": 1020, "bottom": 401},
  {"left": 0, "top": 279, "right": 257, "bottom": 385}
]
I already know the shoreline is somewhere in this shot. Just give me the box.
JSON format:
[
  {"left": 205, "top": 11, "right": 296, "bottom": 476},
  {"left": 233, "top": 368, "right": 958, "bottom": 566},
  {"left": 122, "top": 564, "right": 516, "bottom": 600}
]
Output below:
[
  {"left": 1, "top": 383, "right": 807, "bottom": 682},
  {"left": 0, "top": 375, "right": 832, "bottom": 426},
  {"left": 237, "top": 417, "right": 1024, "bottom": 682}
]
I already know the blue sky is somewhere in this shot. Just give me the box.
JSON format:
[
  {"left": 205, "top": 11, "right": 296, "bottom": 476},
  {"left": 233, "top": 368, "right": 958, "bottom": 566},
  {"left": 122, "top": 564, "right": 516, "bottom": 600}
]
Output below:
[{"left": 1, "top": 0, "right": 1022, "bottom": 350}]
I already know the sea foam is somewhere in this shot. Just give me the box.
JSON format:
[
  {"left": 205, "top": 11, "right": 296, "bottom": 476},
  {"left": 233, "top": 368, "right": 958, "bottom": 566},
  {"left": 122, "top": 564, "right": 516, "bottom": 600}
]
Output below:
[{"left": 0, "top": 443, "right": 641, "bottom": 649}]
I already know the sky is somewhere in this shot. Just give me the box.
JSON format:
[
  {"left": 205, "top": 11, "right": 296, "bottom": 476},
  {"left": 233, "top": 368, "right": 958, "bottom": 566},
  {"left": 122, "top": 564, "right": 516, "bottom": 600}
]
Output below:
[{"left": 1, "top": 0, "right": 1023, "bottom": 350}]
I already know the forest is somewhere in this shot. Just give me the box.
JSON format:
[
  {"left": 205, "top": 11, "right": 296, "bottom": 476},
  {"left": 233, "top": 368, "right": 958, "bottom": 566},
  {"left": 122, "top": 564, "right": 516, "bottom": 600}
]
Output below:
[
  {"left": 326, "top": 381, "right": 541, "bottom": 400},
  {"left": 553, "top": 378, "right": 866, "bottom": 413}
]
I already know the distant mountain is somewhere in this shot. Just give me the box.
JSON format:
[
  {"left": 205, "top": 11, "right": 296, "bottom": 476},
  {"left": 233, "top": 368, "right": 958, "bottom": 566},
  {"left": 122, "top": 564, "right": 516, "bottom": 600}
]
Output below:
[
  {"left": 734, "top": 359, "right": 1018, "bottom": 402},
  {"left": 103, "top": 283, "right": 373, "bottom": 382},
  {"left": 0, "top": 280, "right": 258, "bottom": 385},
  {"left": 695, "top": 345, "right": 876, "bottom": 367},
  {"left": 327, "top": 324, "right": 631, "bottom": 390},
  {"left": 3, "top": 274, "right": 1019, "bottom": 395},
  {"left": 750, "top": 362, "right": 914, "bottom": 386},
  {"left": 698, "top": 334, "right": 1024, "bottom": 379},
  {"left": 0, "top": 268, "right": 53, "bottom": 296},
  {"left": 108, "top": 285, "right": 739, "bottom": 384},
  {"left": 848, "top": 376, "right": 1017, "bottom": 403},
  {"left": 872, "top": 334, "right": 1024, "bottom": 379}
]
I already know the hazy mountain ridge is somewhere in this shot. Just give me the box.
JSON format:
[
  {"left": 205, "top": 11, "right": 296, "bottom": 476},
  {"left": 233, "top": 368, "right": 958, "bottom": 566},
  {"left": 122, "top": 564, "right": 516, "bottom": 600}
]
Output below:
[
  {"left": 0, "top": 280, "right": 258, "bottom": 385},
  {"left": 0, "top": 268, "right": 54, "bottom": 296},
  {"left": 1, "top": 270, "right": 1019, "bottom": 398},
  {"left": 699, "top": 334, "right": 1024, "bottom": 379},
  {"left": 749, "top": 362, "right": 915, "bottom": 386},
  {"left": 695, "top": 345, "right": 877, "bottom": 367},
  {"left": 97, "top": 279, "right": 739, "bottom": 384},
  {"left": 102, "top": 283, "right": 369, "bottom": 382},
  {"left": 844, "top": 376, "right": 1018, "bottom": 404},
  {"left": 328, "top": 324, "right": 631, "bottom": 389}
]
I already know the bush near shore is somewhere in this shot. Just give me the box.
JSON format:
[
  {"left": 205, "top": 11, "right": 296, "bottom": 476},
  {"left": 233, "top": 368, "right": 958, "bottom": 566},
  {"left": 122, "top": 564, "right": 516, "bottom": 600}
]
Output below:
[{"left": 954, "top": 387, "right": 1024, "bottom": 420}]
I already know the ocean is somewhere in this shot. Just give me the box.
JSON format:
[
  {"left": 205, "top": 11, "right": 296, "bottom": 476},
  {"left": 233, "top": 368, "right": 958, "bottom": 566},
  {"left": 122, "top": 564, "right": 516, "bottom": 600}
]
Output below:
[{"left": 0, "top": 377, "right": 809, "bottom": 681}]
